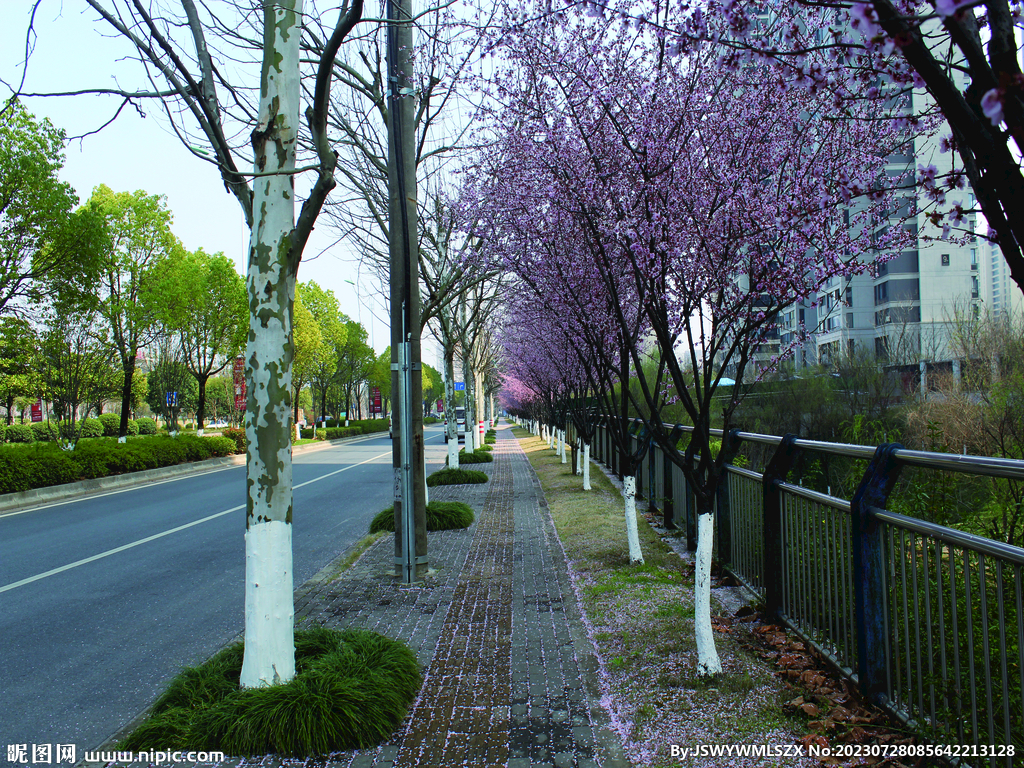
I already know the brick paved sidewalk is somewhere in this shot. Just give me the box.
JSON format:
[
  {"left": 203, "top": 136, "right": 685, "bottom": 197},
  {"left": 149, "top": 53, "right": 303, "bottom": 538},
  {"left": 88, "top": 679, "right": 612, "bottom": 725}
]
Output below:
[
  {"left": 292, "top": 425, "right": 629, "bottom": 768},
  {"left": 111, "top": 425, "right": 629, "bottom": 768}
]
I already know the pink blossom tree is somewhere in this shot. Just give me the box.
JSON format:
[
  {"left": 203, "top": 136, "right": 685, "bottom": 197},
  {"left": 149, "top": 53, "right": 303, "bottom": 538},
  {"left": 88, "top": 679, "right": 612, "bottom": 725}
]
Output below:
[
  {"left": 619, "top": 0, "right": 1024, "bottom": 293},
  {"left": 469, "top": 1, "right": 916, "bottom": 675}
]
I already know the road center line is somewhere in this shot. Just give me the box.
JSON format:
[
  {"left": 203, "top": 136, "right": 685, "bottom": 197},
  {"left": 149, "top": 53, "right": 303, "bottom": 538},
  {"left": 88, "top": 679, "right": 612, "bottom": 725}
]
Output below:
[{"left": 0, "top": 449, "right": 393, "bottom": 595}]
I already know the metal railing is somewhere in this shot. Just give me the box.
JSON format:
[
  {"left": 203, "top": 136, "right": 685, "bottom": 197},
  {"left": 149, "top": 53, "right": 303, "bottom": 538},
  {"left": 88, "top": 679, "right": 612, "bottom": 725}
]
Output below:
[{"left": 585, "top": 417, "right": 1024, "bottom": 766}]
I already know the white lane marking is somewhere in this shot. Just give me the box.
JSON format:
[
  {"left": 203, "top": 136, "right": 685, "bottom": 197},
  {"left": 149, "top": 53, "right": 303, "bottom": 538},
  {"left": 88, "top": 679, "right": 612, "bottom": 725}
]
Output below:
[
  {"left": 0, "top": 505, "right": 243, "bottom": 594},
  {"left": 293, "top": 450, "right": 391, "bottom": 490},
  {"left": 0, "top": 449, "right": 394, "bottom": 594}
]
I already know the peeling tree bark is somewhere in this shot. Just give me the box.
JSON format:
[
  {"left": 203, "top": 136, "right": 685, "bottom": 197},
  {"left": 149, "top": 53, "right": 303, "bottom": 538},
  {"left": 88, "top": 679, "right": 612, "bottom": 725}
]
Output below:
[
  {"left": 444, "top": 346, "right": 460, "bottom": 469},
  {"left": 239, "top": 0, "right": 303, "bottom": 689}
]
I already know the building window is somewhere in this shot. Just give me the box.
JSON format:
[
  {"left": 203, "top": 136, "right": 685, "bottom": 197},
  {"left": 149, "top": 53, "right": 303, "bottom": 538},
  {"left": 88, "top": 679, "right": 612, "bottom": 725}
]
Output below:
[
  {"left": 941, "top": 254, "right": 950, "bottom": 266},
  {"left": 846, "top": 312, "right": 854, "bottom": 329},
  {"left": 846, "top": 287, "right": 853, "bottom": 305},
  {"left": 874, "top": 282, "right": 889, "bottom": 305},
  {"left": 972, "top": 275, "right": 979, "bottom": 299},
  {"left": 971, "top": 250, "right": 978, "bottom": 270},
  {"left": 875, "top": 337, "right": 889, "bottom": 361}
]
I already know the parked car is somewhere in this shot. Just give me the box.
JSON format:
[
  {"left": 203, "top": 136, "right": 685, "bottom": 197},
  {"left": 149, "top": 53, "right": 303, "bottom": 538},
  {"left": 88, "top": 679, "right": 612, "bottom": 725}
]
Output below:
[{"left": 444, "top": 407, "right": 466, "bottom": 444}]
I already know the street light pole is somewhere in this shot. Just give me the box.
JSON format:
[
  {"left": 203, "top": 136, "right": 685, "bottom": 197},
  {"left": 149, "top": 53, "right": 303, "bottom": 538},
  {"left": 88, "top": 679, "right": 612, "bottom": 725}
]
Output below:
[{"left": 387, "top": 0, "right": 426, "bottom": 582}]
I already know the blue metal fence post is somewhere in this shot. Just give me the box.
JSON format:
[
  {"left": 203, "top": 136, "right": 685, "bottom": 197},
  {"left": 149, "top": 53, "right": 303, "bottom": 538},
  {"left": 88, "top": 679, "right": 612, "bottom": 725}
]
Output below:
[
  {"left": 762, "top": 434, "right": 800, "bottom": 622},
  {"left": 683, "top": 440, "right": 697, "bottom": 551},
  {"left": 662, "top": 425, "right": 685, "bottom": 531},
  {"left": 648, "top": 435, "right": 658, "bottom": 514},
  {"left": 716, "top": 429, "right": 743, "bottom": 570},
  {"left": 850, "top": 443, "right": 903, "bottom": 705}
]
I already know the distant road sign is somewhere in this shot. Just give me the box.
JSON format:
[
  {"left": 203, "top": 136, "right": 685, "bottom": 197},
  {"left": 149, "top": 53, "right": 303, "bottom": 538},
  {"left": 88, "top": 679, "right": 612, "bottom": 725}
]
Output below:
[
  {"left": 166, "top": 391, "right": 178, "bottom": 407},
  {"left": 454, "top": 382, "right": 465, "bottom": 391}
]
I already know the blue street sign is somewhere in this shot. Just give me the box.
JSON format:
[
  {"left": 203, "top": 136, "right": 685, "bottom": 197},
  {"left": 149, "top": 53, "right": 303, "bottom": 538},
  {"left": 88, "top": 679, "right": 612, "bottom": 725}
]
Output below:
[
  {"left": 454, "top": 382, "right": 465, "bottom": 391},
  {"left": 166, "top": 391, "right": 178, "bottom": 407}
]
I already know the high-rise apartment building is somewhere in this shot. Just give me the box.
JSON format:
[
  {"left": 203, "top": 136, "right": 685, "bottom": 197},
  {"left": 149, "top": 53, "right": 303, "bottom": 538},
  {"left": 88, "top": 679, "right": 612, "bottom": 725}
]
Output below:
[{"left": 778, "top": 73, "right": 989, "bottom": 376}]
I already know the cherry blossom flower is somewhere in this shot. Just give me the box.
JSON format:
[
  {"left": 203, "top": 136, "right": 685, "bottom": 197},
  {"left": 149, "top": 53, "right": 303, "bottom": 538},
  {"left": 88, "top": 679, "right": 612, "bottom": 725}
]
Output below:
[{"left": 981, "top": 87, "right": 1005, "bottom": 126}]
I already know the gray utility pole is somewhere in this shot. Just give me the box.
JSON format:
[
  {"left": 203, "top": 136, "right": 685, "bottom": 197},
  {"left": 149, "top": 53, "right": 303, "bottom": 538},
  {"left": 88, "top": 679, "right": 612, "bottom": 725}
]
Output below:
[{"left": 388, "top": 0, "right": 427, "bottom": 582}]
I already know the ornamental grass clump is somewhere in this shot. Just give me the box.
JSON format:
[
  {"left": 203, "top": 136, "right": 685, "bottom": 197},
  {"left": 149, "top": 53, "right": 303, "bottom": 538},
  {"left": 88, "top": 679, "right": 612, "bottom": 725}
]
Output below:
[
  {"left": 426, "top": 467, "right": 488, "bottom": 486},
  {"left": 446, "top": 448, "right": 493, "bottom": 465},
  {"left": 119, "top": 627, "right": 421, "bottom": 756},
  {"left": 368, "top": 501, "right": 474, "bottom": 534}
]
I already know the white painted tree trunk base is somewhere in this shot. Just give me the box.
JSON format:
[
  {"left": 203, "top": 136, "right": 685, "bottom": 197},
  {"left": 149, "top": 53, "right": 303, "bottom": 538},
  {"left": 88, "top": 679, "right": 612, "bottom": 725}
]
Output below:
[
  {"left": 448, "top": 439, "right": 460, "bottom": 470},
  {"left": 197, "top": 429, "right": 204, "bottom": 437},
  {"left": 623, "top": 476, "right": 644, "bottom": 564},
  {"left": 118, "top": 436, "right": 127, "bottom": 444},
  {"left": 560, "top": 431, "right": 567, "bottom": 464},
  {"left": 583, "top": 443, "right": 591, "bottom": 490},
  {"left": 695, "top": 512, "right": 722, "bottom": 676},
  {"left": 240, "top": 519, "right": 295, "bottom": 687}
]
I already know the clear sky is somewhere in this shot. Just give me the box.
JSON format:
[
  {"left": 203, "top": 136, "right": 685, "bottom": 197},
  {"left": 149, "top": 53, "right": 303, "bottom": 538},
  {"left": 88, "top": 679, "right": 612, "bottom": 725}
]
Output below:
[{"left": 1, "top": 2, "right": 393, "bottom": 355}]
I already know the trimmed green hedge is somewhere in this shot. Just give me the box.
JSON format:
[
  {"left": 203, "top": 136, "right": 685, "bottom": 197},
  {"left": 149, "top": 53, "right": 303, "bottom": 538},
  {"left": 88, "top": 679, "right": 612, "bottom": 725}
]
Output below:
[
  {"left": 221, "top": 427, "right": 246, "bottom": 453},
  {"left": 298, "top": 422, "right": 388, "bottom": 441},
  {"left": 0, "top": 434, "right": 240, "bottom": 495},
  {"left": 99, "top": 413, "right": 121, "bottom": 436},
  {"left": 5, "top": 424, "right": 33, "bottom": 443},
  {"left": 136, "top": 417, "right": 158, "bottom": 435},
  {"left": 299, "top": 426, "right": 363, "bottom": 440}
]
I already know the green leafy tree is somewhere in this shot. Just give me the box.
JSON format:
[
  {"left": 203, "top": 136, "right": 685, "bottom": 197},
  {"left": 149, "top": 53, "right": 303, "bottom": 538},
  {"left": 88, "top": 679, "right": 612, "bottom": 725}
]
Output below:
[
  {"left": 422, "top": 362, "right": 441, "bottom": 417},
  {"left": 0, "top": 317, "right": 37, "bottom": 423},
  {"left": 291, "top": 292, "right": 322, "bottom": 426},
  {"left": 368, "top": 347, "right": 393, "bottom": 417},
  {"left": 204, "top": 375, "right": 234, "bottom": 424},
  {"left": 0, "top": 101, "right": 80, "bottom": 315},
  {"left": 35, "top": 292, "right": 110, "bottom": 448},
  {"left": 145, "top": 342, "right": 199, "bottom": 432},
  {"left": 297, "top": 281, "right": 346, "bottom": 423},
  {"left": 335, "top": 320, "right": 374, "bottom": 419},
  {"left": 87, "top": 185, "right": 175, "bottom": 439},
  {"left": 151, "top": 247, "right": 246, "bottom": 431}
]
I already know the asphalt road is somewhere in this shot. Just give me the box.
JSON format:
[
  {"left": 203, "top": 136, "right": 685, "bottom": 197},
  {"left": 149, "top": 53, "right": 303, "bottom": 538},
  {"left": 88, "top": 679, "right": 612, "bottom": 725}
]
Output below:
[{"left": 0, "top": 427, "right": 446, "bottom": 755}]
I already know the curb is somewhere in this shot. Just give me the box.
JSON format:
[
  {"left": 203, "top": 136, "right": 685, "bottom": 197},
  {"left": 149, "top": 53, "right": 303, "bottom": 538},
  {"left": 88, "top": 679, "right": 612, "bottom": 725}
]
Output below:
[{"left": 0, "top": 433, "right": 387, "bottom": 516}]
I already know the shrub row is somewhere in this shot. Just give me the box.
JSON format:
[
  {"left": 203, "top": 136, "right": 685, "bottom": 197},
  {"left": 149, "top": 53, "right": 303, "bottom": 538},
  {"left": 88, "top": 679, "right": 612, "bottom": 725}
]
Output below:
[
  {"left": 312, "top": 418, "right": 390, "bottom": 432},
  {"left": 299, "top": 426, "right": 363, "bottom": 441},
  {"left": 299, "top": 421, "right": 388, "bottom": 441},
  {"left": 0, "top": 434, "right": 239, "bottom": 495},
  {"left": 0, "top": 417, "right": 157, "bottom": 444}
]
